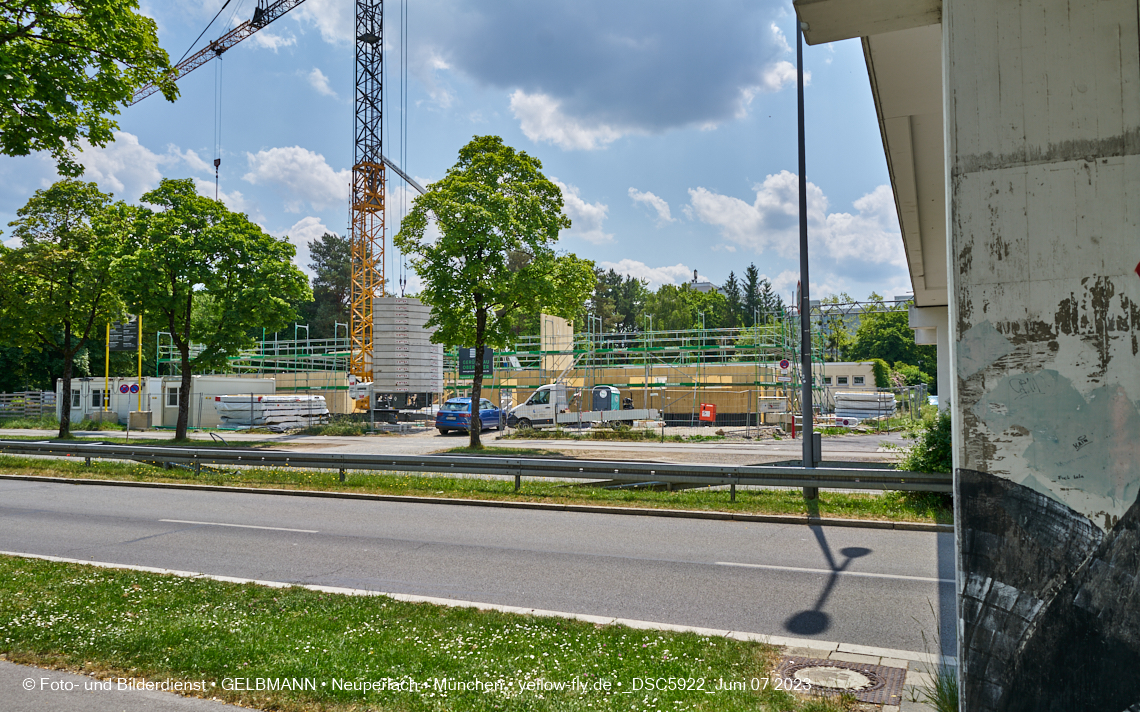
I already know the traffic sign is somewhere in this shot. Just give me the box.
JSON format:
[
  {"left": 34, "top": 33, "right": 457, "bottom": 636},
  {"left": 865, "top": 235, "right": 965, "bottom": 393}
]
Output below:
[
  {"left": 119, "top": 384, "right": 130, "bottom": 394},
  {"left": 779, "top": 358, "right": 790, "bottom": 370},
  {"left": 129, "top": 384, "right": 139, "bottom": 394}
]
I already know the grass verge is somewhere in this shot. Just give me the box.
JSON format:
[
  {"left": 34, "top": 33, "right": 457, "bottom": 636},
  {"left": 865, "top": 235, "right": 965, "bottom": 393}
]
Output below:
[
  {"left": 0, "top": 555, "right": 851, "bottom": 712},
  {"left": 0, "top": 454, "right": 953, "bottom": 524}
]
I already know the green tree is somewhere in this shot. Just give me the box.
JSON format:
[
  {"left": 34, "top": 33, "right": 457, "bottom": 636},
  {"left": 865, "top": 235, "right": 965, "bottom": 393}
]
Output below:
[
  {"left": 1, "top": 0, "right": 178, "bottom": 176},
  {"left": 644, "top": 284, "right": 692, "bottom": 331},
  {"left": 759, "top": 278, "right": 783, "bottom": 320},
  {"left": 117, "top": 179, "right": 310, "bottom": 440},
  {"left": 394, "top": 136, "right": 595, "bottom": 449},
  {"left": 742, "top": 263, "right": 760, "bottom": 325},
  {"left": 722, "top": 271, "right": 742, "bottom": 327},
  {"left": 613, "top": 274, "right": 649, "bottom": 331},
  {"left": 297, "top": 232, "right": 351, "bottom": 339},
  {"left": 0, "top": 179, "right": 125, "bottom": 436},
  {"left": 847, "top": 299, "right": 936, "bottom": 375},
  {"left": 585, "top": 267, "right": 621, "bottom": 331}
]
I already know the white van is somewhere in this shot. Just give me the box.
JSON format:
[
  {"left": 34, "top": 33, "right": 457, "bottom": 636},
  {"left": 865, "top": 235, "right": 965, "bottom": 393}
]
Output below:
[{"left": 506, "top": 383, "right": 569, "bottom": 429}]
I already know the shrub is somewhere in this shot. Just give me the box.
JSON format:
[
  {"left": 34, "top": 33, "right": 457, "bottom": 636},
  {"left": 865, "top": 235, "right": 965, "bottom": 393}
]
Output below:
[
  {"left": 870, "top": 358, "right": 891, "bottom": 388},
  {"left": 892, "top": 362, "right": 932, "bottom": 388},
  {"left": 899, "top": 410, "right": 952, "bottom": 473}
]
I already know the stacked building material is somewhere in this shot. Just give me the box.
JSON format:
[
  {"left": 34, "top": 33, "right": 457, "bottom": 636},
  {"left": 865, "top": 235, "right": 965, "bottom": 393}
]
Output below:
[
  {"left": 215, "top": 395, "right": 329, "bottom": 428},
  {"left": 833, "top": 391, "right": 896, "bottom": 420}
]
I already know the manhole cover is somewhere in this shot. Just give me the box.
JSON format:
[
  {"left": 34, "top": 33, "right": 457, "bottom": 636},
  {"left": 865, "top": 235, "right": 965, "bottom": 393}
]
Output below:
[
  {"left": 794, "top": 665, "right": 874, "bottom": 690},
  {"left": 775, "top": 656, "right": 906, "bottom": 705}
]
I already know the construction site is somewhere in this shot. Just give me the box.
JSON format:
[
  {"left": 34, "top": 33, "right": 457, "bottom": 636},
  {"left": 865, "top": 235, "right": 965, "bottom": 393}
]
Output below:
[{"left": 49, "top": 0, "right": 926, "bottom": 433}]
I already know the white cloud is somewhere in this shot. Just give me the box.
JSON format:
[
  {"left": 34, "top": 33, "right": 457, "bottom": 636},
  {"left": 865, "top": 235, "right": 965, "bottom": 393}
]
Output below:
[
  {"left": 686, "top": 173, "right": 907, "bottom": 295},
  {"left": 598, "top": 259, "right": 692, "bottom": 290},
  {"left": 305, "top": 67, "right": 337, "bottom": 97},
  {"left": 70, "top": 132, "right": 220, "bottom": 202},
  {"left": 77, "top": 132, "right": 166, "bottom": 200},
  {"left": 771, "top": 269, "right": 799, "bottom": 295},
  {"left": 173, "top": 148, "right": 212, "bottom": 174},
  {"left": 290, "top": 0, "right": 353, "bottom": 45},
  {"left": 191, "top": 178, "right": 262, "bottom": 222},
  {"left": 242, "top": 146, "right": 349, "bottom": 212},
  {"left": 628, "top": 187, "right": 674, "bottom": 225},
  {"left": 687, "top": 172, "right": 905, "bottom": 269},
  {"left": 551, "top": 179, "right": 612, "bottom": 244},
  {"left": 283, "top": 216, "right": 333, "bottom": 273},
  {"left": 412, "top": 50, "right": 456, "bottom": 109},
  {"left": 250, "top": 30, "right": 296, "bottom": 51},
  {"left": 770, "top": 22, "right": 791, "bottom": 54},
  {"left": 510, "top": 91, "right": 625, "bottom": 151}
]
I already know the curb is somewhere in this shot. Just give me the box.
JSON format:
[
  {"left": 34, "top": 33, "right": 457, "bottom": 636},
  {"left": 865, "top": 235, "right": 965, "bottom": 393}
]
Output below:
[
  {"left": 0, "top": 550, "right": 957, "bottom": 670},
  {"left": 0, "top": 473, "right": 953, "bottom": 533}
]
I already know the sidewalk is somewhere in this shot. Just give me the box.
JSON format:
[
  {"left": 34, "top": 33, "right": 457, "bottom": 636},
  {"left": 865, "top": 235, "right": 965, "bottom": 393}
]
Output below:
[{"left": 0, "top": 661, "right": 250, "bottom": 712}]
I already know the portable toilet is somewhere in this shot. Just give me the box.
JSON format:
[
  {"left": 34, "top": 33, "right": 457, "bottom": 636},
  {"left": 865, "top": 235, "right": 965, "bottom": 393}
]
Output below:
[{"left": 592, "top": 385, "right": 620, "bottom": 411}]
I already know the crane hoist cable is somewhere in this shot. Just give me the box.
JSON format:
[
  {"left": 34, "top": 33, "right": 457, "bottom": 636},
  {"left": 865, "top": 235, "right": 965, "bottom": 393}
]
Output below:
[{"left": 178, "top": 0, "right": 233, "bottom": 64}]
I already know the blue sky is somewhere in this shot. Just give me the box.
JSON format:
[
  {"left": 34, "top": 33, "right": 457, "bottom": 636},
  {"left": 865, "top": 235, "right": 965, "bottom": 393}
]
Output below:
[{"left": 0, "top": 0, "right": 911, "bottom": 303}]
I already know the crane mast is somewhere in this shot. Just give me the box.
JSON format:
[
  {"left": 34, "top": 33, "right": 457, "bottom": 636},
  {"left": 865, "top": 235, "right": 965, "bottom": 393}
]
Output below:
[
  {"left": 132, "top": 0, "right": 415, "bottom": 383},
  {"left": 350, "top": 0, "right": 385, "bottom": 381}
]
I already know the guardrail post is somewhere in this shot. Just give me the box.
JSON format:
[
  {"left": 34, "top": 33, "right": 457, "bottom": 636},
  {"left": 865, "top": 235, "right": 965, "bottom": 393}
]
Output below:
[
  {"left": 339, "top": 468, "right": 345, "bottom": 483},
  {"left": 514, "top": 473, "right": 521, "bottom": 492},
  {"left": 730, "top": 482, "right": 736, "bottom": 502}
]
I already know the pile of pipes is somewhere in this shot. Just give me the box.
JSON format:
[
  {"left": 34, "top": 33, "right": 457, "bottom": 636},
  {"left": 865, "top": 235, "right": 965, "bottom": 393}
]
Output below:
[
  {"left": 215, "top": 395, "right": 328, "bottom": 428},
  {"left": 833, "top": 391, "right": 896, "bottom": 420}
]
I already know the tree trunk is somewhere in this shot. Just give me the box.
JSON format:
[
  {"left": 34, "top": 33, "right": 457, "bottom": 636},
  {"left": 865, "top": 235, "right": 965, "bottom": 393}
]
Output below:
[
  {"left": 58, "top": 325, "right": 73, "bottom": 439},
  {"left": 176, "top": 347, "right": 192, "bottom": 441},
  {"left": 468, "top": 302, "right": 486, "bottom": 449}
]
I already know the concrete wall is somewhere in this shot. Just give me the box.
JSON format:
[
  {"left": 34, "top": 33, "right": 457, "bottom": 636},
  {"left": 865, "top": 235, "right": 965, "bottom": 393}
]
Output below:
[{"left": 946, "top": 0, "right": 1140, "bottom": 708}]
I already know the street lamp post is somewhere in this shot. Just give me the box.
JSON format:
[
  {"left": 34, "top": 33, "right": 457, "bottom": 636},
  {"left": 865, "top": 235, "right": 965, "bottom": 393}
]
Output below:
[{"left": 797, "top": 20, "right": 818, "bottom": 494}]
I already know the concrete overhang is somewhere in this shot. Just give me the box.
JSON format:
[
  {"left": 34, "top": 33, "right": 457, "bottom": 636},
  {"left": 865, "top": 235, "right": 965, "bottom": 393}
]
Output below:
[
  {"left": 795, "top": 0, "right": 948, "bottom": 308},
  {"left": 796, "top": 0, "right": 940, "bottom": 45}
]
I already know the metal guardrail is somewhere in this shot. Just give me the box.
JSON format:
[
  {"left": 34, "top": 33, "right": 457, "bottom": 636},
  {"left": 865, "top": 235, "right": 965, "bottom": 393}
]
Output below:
[{"left": 0, "top": 440, "right": 951, "bottom": 493}]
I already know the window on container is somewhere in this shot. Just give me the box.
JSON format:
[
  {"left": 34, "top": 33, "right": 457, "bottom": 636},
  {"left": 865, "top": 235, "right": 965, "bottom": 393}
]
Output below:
[
  {"left": 92, "top": 389, "right": 106, "bottom": 408},
  {"left": 853, "top": 376, "right": 865, "bottom": 385},
  {"left": 837, "top": 376, "right": 849, "bottom": 385},
  {"left": 71, "top": 390, "right": 81, "bottom": 407},
  {"left": 822, "top": 376, "right": 832, "bottom": 385},
  {"left": 167, "top": 387, "right": 179, "bottom": 407}
]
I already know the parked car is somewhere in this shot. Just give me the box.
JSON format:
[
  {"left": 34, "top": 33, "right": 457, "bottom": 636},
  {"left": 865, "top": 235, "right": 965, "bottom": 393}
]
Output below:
[{"left": 435, "top": 397, "right": 502, "bottom": 434}]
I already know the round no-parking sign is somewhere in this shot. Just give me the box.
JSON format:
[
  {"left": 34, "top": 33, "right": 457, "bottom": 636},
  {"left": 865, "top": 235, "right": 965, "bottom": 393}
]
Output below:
[
  {"left": 119, "top": 384, "right": 130, "bottom": 394},
  {"left": 129, "top": 384, "right": 139, "bottom": 394},
  {"left": 779, "top": 359, "right": 790, "bottom": 370}
]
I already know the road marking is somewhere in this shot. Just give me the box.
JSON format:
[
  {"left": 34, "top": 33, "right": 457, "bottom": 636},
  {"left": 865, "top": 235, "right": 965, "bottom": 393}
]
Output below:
[
  {"left": 715, "top": 561, "right": 953, "bottom": 584},
  {"left": 159, "top": 519, "right": 318, "bottom": 533},
  {"left": 0, "top": 550, "right": 955, "bottom": 668}
]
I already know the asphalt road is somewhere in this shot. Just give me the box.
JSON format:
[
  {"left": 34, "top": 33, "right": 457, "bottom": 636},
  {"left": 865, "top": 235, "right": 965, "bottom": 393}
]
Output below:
[{"left": 0, "top": 479, "right": 955, "bottom": 656}]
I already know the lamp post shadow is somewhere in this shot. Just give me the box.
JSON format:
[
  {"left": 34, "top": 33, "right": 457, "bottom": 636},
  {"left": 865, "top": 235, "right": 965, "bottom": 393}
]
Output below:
[{"left": 784, "top": 495, "right": 871, "bottom": 636}]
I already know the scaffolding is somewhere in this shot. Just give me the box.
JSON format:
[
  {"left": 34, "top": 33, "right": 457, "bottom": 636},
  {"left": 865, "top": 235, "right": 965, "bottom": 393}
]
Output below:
[{"left": 443, "top": 312, "right": 830, "bottom": 427}]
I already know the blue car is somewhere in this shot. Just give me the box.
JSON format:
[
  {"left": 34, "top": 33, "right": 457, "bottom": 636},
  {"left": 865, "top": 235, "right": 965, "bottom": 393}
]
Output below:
[{"left": 435, "top": 398, "right": 502, "bottom": 435}]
